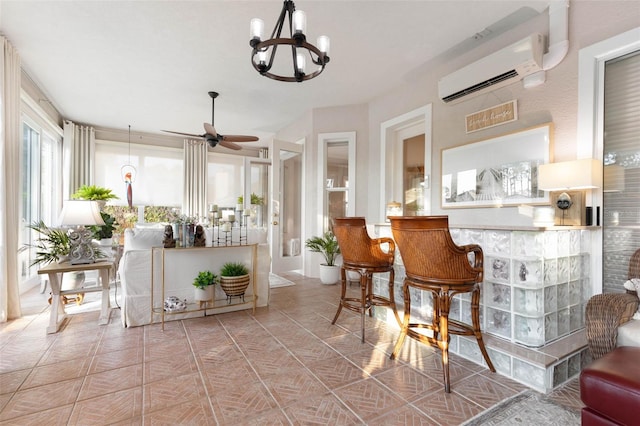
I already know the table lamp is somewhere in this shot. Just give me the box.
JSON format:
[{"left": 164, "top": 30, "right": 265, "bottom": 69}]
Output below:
[
  {"left": 538, "top": 158, "right": 602, "bottom": 225},
  {"left": 59, "top": 200, "right": 105, "bottom": 264}
]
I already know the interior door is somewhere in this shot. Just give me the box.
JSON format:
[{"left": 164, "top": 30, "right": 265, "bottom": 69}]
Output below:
[{"left": 270, "top": 139, "right": 303, "bottom": 273}]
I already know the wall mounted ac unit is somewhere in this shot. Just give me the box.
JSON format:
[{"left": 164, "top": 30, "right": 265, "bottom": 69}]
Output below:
[{"left": 438, "top": 33, "right": 544, "bottom": 104}]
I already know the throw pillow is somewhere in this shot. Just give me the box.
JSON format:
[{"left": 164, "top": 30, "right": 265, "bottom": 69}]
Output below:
[{"left": 623, "top": 278, "right": 640, "bottom": 319}]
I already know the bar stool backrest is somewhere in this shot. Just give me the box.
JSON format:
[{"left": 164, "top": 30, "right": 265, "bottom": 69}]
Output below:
[{"left": 389, "top": 216, "right": 482, "bottom": 284}]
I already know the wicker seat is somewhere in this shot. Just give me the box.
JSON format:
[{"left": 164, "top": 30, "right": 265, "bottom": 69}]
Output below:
[
  {"left": 331, "top": 217, "right": 401, "bottom": 343},
  {"left": 389, "top": 216, "right": 495, "bottom": 393},
  {"left": 585, "top": 248, "right": 640, "bottom": 359}
]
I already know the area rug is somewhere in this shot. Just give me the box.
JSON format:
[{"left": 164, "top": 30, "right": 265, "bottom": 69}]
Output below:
[
  {"left": 462, "top": 389, "right": 580, "bottom": 426},
  {"left": 269, "top": 273, "right": 295, "bottom": 288}
]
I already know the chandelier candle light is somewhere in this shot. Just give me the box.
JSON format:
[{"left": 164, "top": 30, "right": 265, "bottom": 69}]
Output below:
[{"left": 250, "top": 0, "right": 330, "bottom": 82}]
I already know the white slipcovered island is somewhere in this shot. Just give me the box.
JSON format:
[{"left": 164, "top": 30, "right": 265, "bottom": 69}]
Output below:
[{"left": 117, "top": 226, "right": 270, "bottom": 327}]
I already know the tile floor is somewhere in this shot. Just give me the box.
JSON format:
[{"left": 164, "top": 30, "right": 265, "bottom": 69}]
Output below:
[{"left": 0, "top": 273, "right": 583, "bottom": 425}]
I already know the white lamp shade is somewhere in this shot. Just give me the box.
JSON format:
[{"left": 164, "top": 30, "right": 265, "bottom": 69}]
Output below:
[
  {"left": 538, "top": 158, "right": 603, "bottom": 191},
  {"left": 59, "top": 200, "right": 105, "bottom": 226}
]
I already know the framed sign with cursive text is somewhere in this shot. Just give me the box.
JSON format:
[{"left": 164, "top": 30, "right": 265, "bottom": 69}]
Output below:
[{"left": 465, "top": 100, "right": 517, "bottom": 133}]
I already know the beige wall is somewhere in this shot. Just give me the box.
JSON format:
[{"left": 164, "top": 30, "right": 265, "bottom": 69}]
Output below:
[{"left": 277, "top": 1, "right": 640, "bottom": 232}]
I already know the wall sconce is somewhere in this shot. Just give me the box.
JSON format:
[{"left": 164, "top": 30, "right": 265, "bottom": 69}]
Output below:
[{"left": 538, "top": 158, "right": 602, "bottom": 225}]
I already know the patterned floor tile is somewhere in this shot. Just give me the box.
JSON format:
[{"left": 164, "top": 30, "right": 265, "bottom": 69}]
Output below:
[
  {"left": 96, "top": 333, "right": 144, "bottom": 355},
  {"left": 5, "top": 274, "right": 585, "bottom": 424},
  {"left": 0, "top": 378, "right": 83, "bottom": 421},
  {"left": 307, "top": 356, "right": 370, "bottom": 389},
  {"left": 345, "top": 347, "right": 399, "bottom": 376},
  {"left": 333, "top": 377, "right": 405, "bottom": 422},
  {"left": 262, "top": 366, "right": 328, "bottom": 406},
  {"left": 142, "top": 397, "right": 216, "bottom": 425},
  {"left": 412, "top": 389, "right": 485, "bottom": 425},
  {"left": 78, "top": 364, "right": 143, "bottom": 401},
  {"left": 282, "top": 392, "right": 363, "bottom": 425},
  {"left": 375, "top": 365, "right": 442, "bottom": 402},
  {"left": 0, "top": 369, "right": 30, "bottom": 395},
  {"left": 89, "top": 346, "right": 143, "bottom": 374},
  {"left": 0, "top": 403, "right": 73, "bottom": 425},
  {"left": 144, "top": 351, "right": 198, "bottom": 384},
  {"left": 367, "top": 404, "right": 440, "bottom": 425},
  {"left": 21, "top": 356, "right": 92, "bottom": 390},
  {"left": 452, "top": 373, "right": 520, "bottom": 409},
  {"left": 324, "top": 333, "right": 374, "bottom": 355},
  {"left": 37, "top": 341, "right": 98, "bottom": 366},
  {"left": 144, "top": 372, "right": 207, "bottom": 414},
  {"left": 68, "top": 387, "right": 142, "bottom": 425},
  {"left": 209, "top": 381, "right": 278, "bottom": 423},
  {"left": 201, "top": 357, "right": 258, "bottom": 394}
]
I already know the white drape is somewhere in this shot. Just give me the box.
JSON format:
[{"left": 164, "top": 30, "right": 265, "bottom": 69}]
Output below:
[
  {"left": 0, "top": 36, "right": 22, "bottom": 321},
  {"left": 63, "top": 119, "right": 95, "bottom": 197},
  {"left": 182, "top": 141, "right": 208, "bottom": 219}
]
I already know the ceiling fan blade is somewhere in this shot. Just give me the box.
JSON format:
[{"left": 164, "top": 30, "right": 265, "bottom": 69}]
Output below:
[
  {"left": 203, "top": 122, "right": 217, "bottom": 137},
  {"left": 218, "top": 140, "right": 243, "bottom": 150},
  {"left": 162, "top": 130, "right": 205, "bottom": 138},
  {"left": 220, "top": 134, "right": 259, "bottom": 142}
]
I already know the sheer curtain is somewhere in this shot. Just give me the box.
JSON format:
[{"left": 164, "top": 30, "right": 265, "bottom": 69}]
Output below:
[
  {"left": 183, "top": 141, "right": 208, "bottom": 219},
  {"left": 0, "top": 36, "right": 22, "bottom": 321},
  {"left": 63, "top": 119, "right": 95, "bottom": 198}
]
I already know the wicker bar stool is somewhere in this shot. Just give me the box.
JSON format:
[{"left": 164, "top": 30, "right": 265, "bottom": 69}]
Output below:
[
  {"left": 331, "top": 217, "right": 401, "bottom": 343},
  {"left": 389, "top": 216, "right": 495, "bottom": 393}
]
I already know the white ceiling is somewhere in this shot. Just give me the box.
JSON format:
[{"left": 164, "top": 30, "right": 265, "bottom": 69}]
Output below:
[{"left": 0, "top": 1, "right": 550, "bottom": 147}]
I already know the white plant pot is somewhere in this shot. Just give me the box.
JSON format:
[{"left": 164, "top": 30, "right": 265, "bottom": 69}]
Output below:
[
  {"left": 194, "top": 286, "right": 214, "bottom": 302},
  {"left": 98, "top": 238, "right": 113, "bottom": 247},
  {"left": 319, "top": 264, "right": 340, "bottom": 285},
  {"left": 346, "top": 270, "right": 360, "bottom": 282}
]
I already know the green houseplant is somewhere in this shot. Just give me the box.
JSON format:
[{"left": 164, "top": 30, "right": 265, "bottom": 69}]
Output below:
[
  {"left": 21, "top": 220, "right": 71, "bottom": 266},
  {"left": 219, "top": 262, "right": 250, "bottom": 302},
  {"left": 90, "top": 211, "right": 116, "bottom": 243},
  {"left": 193, "top": 270, "right": 217, "bottom": 302},
  {"left": 305, "top": 231, "right": 341, "bottom": 284},
  {"left": 71, "top": 185, "right": 119, "bottom": 202}
]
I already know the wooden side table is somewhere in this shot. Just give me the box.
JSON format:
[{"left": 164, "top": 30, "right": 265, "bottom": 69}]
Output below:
[{"left": 37, "top": 260, "right": 114, "bottom": 333}]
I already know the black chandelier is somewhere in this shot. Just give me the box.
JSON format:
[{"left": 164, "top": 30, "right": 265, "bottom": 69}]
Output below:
[{"left": 250, "top": 0, "right": 330, "bottom": 83}]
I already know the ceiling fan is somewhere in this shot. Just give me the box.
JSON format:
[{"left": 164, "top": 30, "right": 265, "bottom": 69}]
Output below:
[{"left": 162, "top": 91, "right": 258, "bottom": 150}]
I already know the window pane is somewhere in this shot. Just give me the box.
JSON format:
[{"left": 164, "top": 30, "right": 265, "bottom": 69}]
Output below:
[
  {"left": 95, "top": 142, "right": 183, "bottom": 207},
  {"left": 602, "top": 51, "right": 640, "bottom": 293},
  {"left": 207, "top": 153, "right": 243, "bottom": 209}
]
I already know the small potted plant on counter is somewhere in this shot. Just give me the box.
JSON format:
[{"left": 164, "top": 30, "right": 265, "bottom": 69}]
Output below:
[
  {"left": 219, "top": 261, "right": 250, "bottom": 303},
  {"left": 193, "top": 270, "right": 217, "bottom": 306}
]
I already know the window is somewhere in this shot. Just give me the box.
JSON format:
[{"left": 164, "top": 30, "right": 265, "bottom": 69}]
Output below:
[
  {"left": 319, "top": 132, "right": 356, "bottom": 232},
  {"left": 95, "top": 141, "right": 183, "bottom": 207},
  {"left": 602, "top": 51, "right": 640, "bottom": 293},
  {"left": 207, "top": 152, "right": 244, "bottom": 209},
  {"left": 19, "top": 118, "right": 62, "bottom": 286}
]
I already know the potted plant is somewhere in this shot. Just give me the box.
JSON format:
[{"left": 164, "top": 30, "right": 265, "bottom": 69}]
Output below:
[
  {"left": 305, "top": 231, "right": 341, "bottom": 284},
  {"left": 20, "top": 221, "right": 86, "bottom": 292},
  {"left": 71, "top": 185, "right": 119, "bottom": 208},
  {"left": 193, "top": 270, "right": 217, "bottom": 303},
  {"left": 90, "top": 212, "right": 116, "bottom": 246},
  {"left": 219, "top": 261, "right": 250, "bottom": 303}
]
